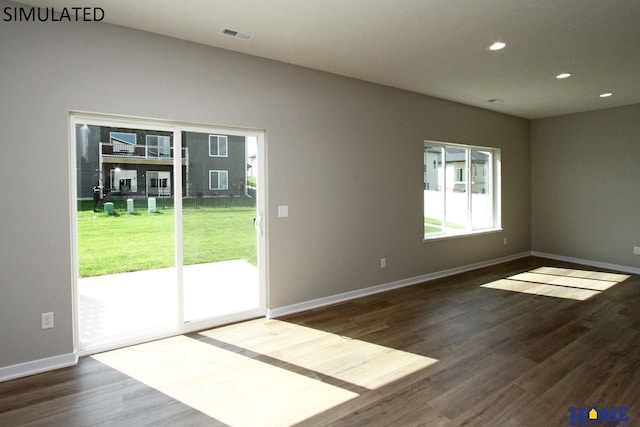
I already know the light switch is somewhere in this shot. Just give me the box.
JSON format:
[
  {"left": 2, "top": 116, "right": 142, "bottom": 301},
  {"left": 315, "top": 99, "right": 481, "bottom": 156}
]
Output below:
[{"left": 278, "top": 205, "right": 289, "bottom": 217}]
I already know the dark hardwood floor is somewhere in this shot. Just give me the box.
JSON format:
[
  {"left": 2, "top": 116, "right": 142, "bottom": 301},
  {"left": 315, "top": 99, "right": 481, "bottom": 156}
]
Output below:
[{"left": 1, "top": 256, "right": 638, "bottom": 426}]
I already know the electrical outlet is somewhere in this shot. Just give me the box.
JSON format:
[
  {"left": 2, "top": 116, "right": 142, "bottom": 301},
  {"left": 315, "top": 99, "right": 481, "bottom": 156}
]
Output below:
[
  {"left": 504, "top": 237, "right": 508, "bottom": 245},
  {"left": 634, "top": 246, "right": 640, "bottom": 255},
  {"left": 381, "top": 258, "right": 386, "bottom": 268},
  {"left": 41, "top": 312, "right": 54, "bottom": 329}
]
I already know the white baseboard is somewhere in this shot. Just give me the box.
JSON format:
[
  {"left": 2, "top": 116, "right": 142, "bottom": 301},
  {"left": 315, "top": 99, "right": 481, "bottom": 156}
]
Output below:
[
  {"left": 267, "top": 251, "right": 530, "bottom": 318},
  {"left": 0, "top": 352, "right": 78, "bottom": 383},
  {"left": 531, "top": 251, "right": 640, "bottom": 275},
  {"left": 6, "top": 251, "right": 631, "bottom": 382}
]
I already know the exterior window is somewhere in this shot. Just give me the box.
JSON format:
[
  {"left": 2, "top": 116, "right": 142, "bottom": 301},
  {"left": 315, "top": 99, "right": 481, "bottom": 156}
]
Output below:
[
  {"left": 146, "top": 135, "right": 171, "bottom": 158},
  {"left": 147, "top": 171, "right": 171, "bottom": 196},
  {"left": 209, "top": 135, "right": 228, "bottom": 157},
  {"left": 110, "top": 168, "right": 137, "bottom": 194},
  {"left": 424, "top": 141, "right": 500, "bottom": 239},
  {"left": 110, "top": 132, "right": 136, "bottom": 154},
  {"left": 209, "top": 170, "right": 228, "bottom": 190}
]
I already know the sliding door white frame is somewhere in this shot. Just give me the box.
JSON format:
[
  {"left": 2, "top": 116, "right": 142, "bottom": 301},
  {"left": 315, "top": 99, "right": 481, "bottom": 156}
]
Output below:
[{"left": 69, "top": 112, "right": 267, "bottom": 356}]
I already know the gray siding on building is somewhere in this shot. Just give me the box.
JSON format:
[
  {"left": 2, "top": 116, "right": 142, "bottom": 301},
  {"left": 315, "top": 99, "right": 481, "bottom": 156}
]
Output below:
[
  {"left": 76, "top": 127, "right": 247, "bottom": 199},
  {"left": 184, "top": 132, "right": 246, "bottom": 197}
]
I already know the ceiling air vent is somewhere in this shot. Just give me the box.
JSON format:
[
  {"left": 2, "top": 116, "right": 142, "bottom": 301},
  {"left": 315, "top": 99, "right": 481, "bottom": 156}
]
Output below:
[{"left": 222, "top": 28, "right": 254, "bottom": 41}]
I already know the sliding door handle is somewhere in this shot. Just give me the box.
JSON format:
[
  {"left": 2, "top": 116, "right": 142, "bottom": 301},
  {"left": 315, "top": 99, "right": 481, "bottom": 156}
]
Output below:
[{"left": 254, "top": 215, "right": 263, "bottom": 236}]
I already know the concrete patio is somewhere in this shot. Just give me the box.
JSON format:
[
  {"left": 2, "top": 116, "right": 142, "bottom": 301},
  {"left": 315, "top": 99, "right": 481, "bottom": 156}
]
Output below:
[{"left": 78, "top": 259, "right": 259, "bottom": 346}]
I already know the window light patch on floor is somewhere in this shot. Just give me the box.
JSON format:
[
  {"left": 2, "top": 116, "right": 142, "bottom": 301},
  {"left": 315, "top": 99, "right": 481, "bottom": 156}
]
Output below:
[
  {"left": 92, "top": 319, "right": 438, "bottom": 427},
  {"left": 480, "top": 266, "right": 630, "bottom": 301}
]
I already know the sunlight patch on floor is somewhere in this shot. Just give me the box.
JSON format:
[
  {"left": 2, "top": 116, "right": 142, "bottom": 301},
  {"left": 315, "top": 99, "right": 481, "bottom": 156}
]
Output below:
[
  {"left": 481, "top": 266, "right": 630, "bottom": 301},
  {"left": 92, "top": 335, "right": 357, "bottom": 426},
  {"left": 92, "top": 319, "right": 438, "bottom": 426},
  {"left": 199, "top": 319, "right": 438, "bottom": 389}
]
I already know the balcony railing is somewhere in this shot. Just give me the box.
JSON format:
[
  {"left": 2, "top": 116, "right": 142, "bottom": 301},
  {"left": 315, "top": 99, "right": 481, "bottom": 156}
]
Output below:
[{"left": 100, "top": 143, "right": 187, "bottom": 160}]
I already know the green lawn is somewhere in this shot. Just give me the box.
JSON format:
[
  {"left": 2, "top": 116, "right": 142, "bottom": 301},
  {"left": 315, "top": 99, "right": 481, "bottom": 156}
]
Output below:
[
  {"left": 424, "top": 217, "right": 465, "bottom": 234},
  {"left": 78, "top": 205, "right": 256, "bottom": 277}
]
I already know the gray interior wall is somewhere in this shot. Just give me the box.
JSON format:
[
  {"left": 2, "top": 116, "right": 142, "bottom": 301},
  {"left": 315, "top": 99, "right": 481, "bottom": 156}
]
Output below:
[
  {"left": 0, "top": 0, "right": 529, "bottom": 369},
  {"left": 531, "top": 104, "right": 640, "bottom": 267}
]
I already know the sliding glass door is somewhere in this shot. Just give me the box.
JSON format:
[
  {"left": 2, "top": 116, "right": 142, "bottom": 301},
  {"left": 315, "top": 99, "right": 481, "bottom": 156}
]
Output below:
[
  {"left": 71, "top": 114, "right": 265, "bottom": 354},
  {"left": 181, "top": 130, "right": 260, "bottom": 323}
]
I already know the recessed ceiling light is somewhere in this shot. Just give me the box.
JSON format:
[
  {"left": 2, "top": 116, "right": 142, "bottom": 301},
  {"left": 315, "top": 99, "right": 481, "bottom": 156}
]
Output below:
[
  {"left": 556, "top": 73, "right": 572, "bottom": 79},
  {"left": 488, "top": 98, "right": 504, "bottom": 103},
  {"left": 599, "top": 92, "right": 613, "bottom": 98},
  {"left": 488, "top": 41, "right": 506, "bottom": 51}
]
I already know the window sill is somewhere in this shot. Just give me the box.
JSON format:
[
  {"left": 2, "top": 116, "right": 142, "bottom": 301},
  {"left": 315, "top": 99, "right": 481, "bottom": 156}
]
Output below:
[{"left": 423, "top": 227, "right": 503, "bottom": 243}]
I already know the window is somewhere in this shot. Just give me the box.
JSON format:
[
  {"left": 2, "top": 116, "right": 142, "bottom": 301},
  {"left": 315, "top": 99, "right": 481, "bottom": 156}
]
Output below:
[
  {"left": 146, "top": 135, "right": 171, "bottom": 158},
  {"left": 209, "top": 170, "right": 228, "bottom": 190},
  {"left": 110, "top": 168, "right": 138, "bottom": 193},
  {"left": 147, "top": 171, "right": 171, "bottom": 196},
  {"left": 209, "top": 135, "right": 228, "bottom": 157},
  {"left": 110, "top": 132, "right": 136, "bottom": 154},
  {"left": 423, "top": 141, "right": 500, "bottom": 239}
]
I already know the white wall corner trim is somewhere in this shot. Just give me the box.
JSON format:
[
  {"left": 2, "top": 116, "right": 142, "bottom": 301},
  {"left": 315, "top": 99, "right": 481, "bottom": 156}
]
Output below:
[
  {"left": 267, "top": 252, "right": 531, "bottom": 318},
  {"left": 0, "top": 353, "right": 78, "bottom": 383},
  {"left": 531, "top": 251, "right": 640, "bottom": 275}
]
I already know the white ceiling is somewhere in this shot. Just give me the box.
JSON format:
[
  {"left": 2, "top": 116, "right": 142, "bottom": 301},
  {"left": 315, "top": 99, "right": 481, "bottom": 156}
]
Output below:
[{"left": 15, "top": 0, "right": 640, "bottom": 118}]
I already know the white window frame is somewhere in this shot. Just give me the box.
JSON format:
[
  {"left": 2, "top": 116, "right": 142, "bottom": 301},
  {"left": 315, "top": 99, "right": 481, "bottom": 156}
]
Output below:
[
  {"left": 423, "top": 140, "right": 501, "bottom": 241},
  {"left": 209, "top": 170, "right": 229, "bottom": 190},
  {"left": 208, "top": 134, "right": 228, "bottom": 157}
]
